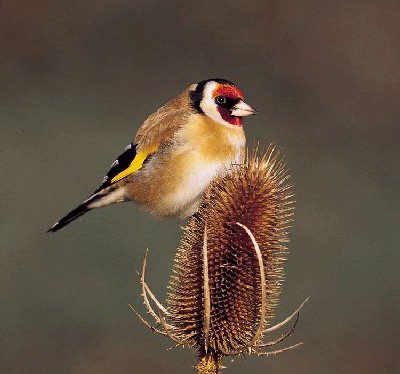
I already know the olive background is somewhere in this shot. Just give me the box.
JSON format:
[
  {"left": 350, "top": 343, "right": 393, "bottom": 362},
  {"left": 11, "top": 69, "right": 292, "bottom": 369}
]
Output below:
[{"left": 1, "top": 1, "right": 399, "bottom": 373}]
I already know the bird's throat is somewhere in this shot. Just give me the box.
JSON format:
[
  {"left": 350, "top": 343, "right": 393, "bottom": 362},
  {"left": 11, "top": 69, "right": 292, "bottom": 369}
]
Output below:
[{"left": 217, "top": 107, "right": 243, "bottom": 126}]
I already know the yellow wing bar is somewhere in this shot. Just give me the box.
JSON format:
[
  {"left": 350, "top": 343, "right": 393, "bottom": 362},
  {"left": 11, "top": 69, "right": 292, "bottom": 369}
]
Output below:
[{"left": 111, "top": 144, "right": 158, "bottom": 183}]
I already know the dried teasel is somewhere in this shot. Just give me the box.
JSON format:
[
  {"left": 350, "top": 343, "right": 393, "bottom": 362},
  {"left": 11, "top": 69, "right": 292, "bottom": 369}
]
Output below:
[{"left": 131, "top": 146, "right": 308, "bottom": 373}]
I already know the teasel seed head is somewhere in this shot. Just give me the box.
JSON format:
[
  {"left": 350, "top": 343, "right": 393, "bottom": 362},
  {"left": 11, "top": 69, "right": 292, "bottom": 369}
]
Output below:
[{"left": 131, "top": 146, "right": 308, "bottom": 373}]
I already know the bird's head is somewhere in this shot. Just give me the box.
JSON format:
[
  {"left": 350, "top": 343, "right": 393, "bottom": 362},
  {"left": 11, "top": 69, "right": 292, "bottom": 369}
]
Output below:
[{"left": 189, "top": 78, "right": 257, "bottom": 127}]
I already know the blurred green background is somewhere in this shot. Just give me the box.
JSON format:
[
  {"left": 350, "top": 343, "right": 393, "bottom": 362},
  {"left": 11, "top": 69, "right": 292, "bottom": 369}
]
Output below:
[{"left": 1, "top": 1, "right": 399, "bottom": 373}]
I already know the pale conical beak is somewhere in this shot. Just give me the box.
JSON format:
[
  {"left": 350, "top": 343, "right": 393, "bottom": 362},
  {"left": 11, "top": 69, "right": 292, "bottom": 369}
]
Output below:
[{"left": 231, "top": 100, "right": 257, "bottom": 117}]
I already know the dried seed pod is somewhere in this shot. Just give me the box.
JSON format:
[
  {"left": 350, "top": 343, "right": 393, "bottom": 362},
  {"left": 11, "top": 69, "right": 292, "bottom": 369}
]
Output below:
[{"left": 131, "top": 146, "right": 307, "bottom": 374}]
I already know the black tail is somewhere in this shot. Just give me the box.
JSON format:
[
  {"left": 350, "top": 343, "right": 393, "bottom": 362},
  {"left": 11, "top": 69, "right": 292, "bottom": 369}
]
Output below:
[
  {"left": 48, "top": 185, "right": 125, "bottom": 232},
  {"left": 48, "top": 201, "right": 93, "bottom": 232},
  {"left": 48, "top": 192, "right": 105, "bottom": 232}
]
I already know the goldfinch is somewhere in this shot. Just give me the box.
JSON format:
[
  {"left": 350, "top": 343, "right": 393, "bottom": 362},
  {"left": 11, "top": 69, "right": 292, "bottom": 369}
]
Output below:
[{"left": 48, "top": 78, "right": 256, "bottom": 232}]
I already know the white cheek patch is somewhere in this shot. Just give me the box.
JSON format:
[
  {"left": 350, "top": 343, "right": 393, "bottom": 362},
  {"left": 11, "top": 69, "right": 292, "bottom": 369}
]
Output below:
[{"left": 200, "top": 82, "right": 230, "bottom": 126}]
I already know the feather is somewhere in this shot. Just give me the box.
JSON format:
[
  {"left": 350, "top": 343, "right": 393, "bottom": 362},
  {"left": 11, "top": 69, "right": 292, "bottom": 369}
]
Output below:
[{"left": 47, "top": 186, "right": 126, "bottom": 232}]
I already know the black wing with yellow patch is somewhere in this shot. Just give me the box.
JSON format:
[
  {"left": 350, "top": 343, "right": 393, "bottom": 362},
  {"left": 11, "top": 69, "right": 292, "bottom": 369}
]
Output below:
[
  {"left": 48, "top": 142, "right": 158, "bottom": 232},
  {"left": 94, "top": 143, "right": 158, "bottom": 194}
]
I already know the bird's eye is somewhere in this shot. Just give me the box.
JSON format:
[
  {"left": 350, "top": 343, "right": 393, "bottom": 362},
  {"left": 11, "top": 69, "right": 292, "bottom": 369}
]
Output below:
[{"left": 215, "top": 96, "right": 227, "bottom": 105}]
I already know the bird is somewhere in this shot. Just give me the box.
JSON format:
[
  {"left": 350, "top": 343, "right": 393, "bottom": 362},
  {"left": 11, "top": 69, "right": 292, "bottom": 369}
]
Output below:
[{"left": 48, "top": 78, "right": 256, "bottom": 232}]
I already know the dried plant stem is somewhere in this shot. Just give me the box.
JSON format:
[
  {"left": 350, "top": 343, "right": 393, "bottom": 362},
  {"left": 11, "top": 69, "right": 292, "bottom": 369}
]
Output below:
[{"left": 196, "top": 352, "right": 223, "bottom": 374}]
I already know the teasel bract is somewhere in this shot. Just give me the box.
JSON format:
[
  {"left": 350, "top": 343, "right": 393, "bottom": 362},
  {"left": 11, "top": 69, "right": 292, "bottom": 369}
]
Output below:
[{"left": 131, "top": 146, "right": 308, "bottom": 373}]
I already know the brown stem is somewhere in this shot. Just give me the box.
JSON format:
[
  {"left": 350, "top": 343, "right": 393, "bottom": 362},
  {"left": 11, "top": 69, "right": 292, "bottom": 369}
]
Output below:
[{"left": 196, "top": 352, "right": 223, "bottom": 374}]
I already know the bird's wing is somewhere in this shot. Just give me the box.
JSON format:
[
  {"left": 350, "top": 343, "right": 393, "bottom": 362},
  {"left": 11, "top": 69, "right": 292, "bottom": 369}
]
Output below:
[
  {"left": 94, "top": 104, "right": 191, "bottom": 194},
  {"left": 92, "top": 142, "right": 155, "bottom": 193},
  {"left": 134, "top": 90, "right": 191, "bottom": 148}
]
